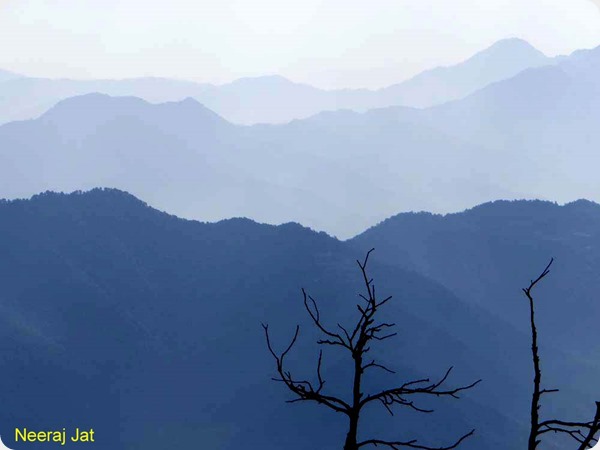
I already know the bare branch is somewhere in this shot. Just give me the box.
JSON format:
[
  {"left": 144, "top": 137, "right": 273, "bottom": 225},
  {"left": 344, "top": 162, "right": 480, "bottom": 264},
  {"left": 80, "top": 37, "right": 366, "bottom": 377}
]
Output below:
[
  {"left": 577, "top": 402, "right": 600, "bottom": 450},
  {"left": 362, "top": 359, "right": 396, "bottom": 374},
  {"left": 537, "top": 413, "right": 600, "bottom": 447},
  {"left": 523, "top": 258, "right": 554, "bottom": 299},
  {"left": 262, "top": 323, "right": 351, "bottom": 415},
  {"left": 303, "top": 288, "right": 352, "bottom": 351},
  {"left": 262, "top": 323, "right": 299, "bottom": 364},
  {"left": 361, "top": 367, "right": 481, "bottom": 410},
  {"left": 358, "top": 429, "right": 475, "bottom": 450},
  {"left": 377, "top": 295, "right": 393, "bottom": 308},
  {"left": 540, "top": 389, "right": 559, "bottom": 396}
]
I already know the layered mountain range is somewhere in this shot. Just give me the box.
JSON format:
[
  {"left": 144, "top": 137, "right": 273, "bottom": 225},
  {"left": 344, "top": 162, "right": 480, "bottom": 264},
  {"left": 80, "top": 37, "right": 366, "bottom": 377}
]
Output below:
[
  {"left": 0, "top": 38, "right": 550, "bottom": 126},
  {"left": 1, "top": 39, "right": 599, "bottom": 237},
  {"left": 2, "top": 38, "right": 600, "bottom": 449}
]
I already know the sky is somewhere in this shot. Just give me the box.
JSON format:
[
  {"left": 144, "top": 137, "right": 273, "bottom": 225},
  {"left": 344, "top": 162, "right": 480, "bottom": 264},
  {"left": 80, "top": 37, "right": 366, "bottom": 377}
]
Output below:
[{"left": 1, "top": 0, "right": 600, "bottom": 89}]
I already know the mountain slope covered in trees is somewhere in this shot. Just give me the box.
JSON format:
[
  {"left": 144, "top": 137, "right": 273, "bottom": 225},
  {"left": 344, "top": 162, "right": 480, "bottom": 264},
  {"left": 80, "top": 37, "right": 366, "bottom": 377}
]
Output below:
[
  {"left": 351, "top": 199, "right": 600, "bottom": 391},
  {"left": 2, "top": 189, "right": 599, "bottom": 449}
]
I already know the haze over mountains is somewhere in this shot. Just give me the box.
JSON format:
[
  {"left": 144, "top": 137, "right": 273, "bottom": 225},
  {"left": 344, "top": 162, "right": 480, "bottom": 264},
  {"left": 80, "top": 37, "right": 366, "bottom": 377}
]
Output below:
[
  {"left": 1, "top": 39, "right": 600, "bottom": 237},
  {"left": 0, "top": 38, "right": 551, "bottom": 125},
  {"left": 0, "top": 92, "right": 514, "bottom": 238},
  {"left": 1, "top": 189, "right": 598, "bottom": 450},
  {"left": 2, "top": 30, "right": 600, "bottom": 450}
]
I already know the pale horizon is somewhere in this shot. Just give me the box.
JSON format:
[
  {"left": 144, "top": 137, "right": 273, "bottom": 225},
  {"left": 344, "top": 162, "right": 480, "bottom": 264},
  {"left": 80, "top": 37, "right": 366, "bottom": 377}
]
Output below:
[
  {"left": 2, "top": 37, "right": 600, "bottom": 91},
  {"left": 1, "top": 0, "right": 600, "bottom": 89}
]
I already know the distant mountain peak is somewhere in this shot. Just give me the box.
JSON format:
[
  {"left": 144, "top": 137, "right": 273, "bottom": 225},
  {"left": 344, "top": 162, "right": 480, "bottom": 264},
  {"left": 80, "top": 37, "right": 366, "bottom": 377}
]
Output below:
[
  {"left": 39, "top": 93, "right": 230, "bottom": 127},
  {"left": 464, "top": 37, "right": 548, "bottom": 65},
  {"left": 564, "top": 199, "right": 600, "bottom": 211},
  {"left": 44, "top": 92, "right": 149, "bottom": 115},
  {"left": 377, "top": 37, "right": 551, "bottom": 109},
  {"left": 487, "top": 37, "right": 541, "bottom": 51},
  {"left": 180, "top": 96, "right": 201, "bottom": 104},
  {"left": 28, "top": 187, "right": 149, "bottom": 206},
  {"left": 158, "top": 95, "right": 228, "bottom": 117}
]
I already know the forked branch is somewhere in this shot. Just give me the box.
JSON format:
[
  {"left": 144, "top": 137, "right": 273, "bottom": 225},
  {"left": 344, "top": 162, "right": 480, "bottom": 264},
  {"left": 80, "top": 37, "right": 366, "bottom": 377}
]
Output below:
[{"left": 262, "top": 323, "right": 351, "bottom": 414}]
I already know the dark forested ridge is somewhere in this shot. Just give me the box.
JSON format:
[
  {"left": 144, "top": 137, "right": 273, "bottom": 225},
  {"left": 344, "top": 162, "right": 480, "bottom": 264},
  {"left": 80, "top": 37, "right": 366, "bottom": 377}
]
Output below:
[
  {"left": 0, "top": 190, "right": 598, "bottom": 449},
  {"left": 351, "top": 199, "right": 600, "bottom": 446},
  {"left": 351, "top": 198, "right": 600, "bottom": 354}
]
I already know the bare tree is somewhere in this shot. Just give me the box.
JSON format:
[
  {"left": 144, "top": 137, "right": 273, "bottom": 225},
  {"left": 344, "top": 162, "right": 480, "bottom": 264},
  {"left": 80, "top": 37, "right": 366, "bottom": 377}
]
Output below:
[
  {"left": 262, "top": 249, "right": 480, "bottom": 450},
  {"left": 522, "top": 258, "right": 600, "bottom": 449}
]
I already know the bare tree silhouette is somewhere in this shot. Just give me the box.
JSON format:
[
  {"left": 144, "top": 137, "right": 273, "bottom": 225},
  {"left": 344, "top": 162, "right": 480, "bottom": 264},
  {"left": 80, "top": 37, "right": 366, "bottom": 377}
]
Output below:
[
  {"left": 523, "top": 258, "right": 600, "bottom": 449},
  {"left": 263, "top": 249, "right": 480, "bottom": 450}
]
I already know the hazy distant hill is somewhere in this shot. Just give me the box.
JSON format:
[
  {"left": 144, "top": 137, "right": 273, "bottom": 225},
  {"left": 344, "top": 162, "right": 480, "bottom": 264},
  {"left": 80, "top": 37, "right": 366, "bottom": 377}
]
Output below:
[
  {"left": 191, "top": 39, "right": 550, "bottom": 123},
  {"left": 0, "top": 93, "right": 514, "bottom": 238},
  {"left": 0, "top": 38, "right": 551, "bottom": 125},
  {"left": 374, "top": 38, "right": 550, "bottom": 108},
  {"left": 397, "top": 44, "right": 600, "bottom": 205},
  {"left": 1, "top": 41, "right": 599, "bottom": 238},
  {"left": 0, "top": 76, "right": 213, "bottom": 126}
]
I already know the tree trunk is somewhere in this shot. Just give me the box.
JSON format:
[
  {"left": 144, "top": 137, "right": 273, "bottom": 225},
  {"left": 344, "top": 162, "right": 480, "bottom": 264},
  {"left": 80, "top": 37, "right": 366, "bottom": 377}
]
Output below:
[
  {"left": 344, "top": 414, "right": 359, "bottom": 450},
  {"left": 527, "top": 295, "right": 541, "bottom": 450},
  {"left": 345, "top": 347, "right": 363, "bottom": 450}
]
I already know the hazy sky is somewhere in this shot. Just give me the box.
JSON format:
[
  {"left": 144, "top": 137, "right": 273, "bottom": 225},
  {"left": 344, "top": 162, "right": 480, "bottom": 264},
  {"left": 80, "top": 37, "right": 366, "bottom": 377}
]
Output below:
[{"left": 1, "top": 0, "right": 600, "bottom": 88}]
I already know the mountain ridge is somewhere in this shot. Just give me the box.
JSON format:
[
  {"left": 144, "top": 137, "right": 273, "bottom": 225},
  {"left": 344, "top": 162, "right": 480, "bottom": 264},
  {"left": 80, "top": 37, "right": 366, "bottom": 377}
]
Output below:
[
  {"left": 3, "top": 187, "right": 597, "bottom": 449},
  {"left": 0, "top": 90, "right": 519, "bottom": 238},
  {"left": 0, "top": 38, "right": 557, "bottom": 125},
  {"left": 8, "top": 187, "right": 327, "bottom": 236},
  {"left": 2, "top": 40, "right": 600, "bottom": 238}
]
